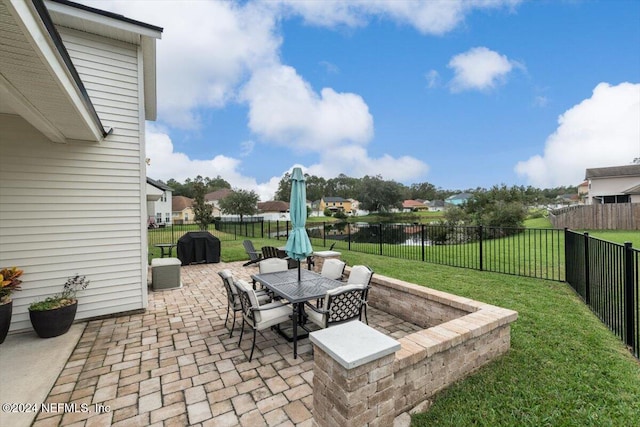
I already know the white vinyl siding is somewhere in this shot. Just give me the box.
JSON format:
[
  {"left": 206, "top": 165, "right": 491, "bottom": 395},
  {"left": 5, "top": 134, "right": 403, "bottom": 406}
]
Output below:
[{"left": 0, "top": 27, "right": 147, "bottom": 331}]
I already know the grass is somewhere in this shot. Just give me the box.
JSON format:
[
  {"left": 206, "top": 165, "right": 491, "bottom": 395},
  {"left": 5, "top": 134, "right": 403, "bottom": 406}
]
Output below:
[
  {"left": 219, "top": 239, "right": 640, "bottom": 426},
  {"left": 578, "top": 230, "right": 640, "bottom": 248}
]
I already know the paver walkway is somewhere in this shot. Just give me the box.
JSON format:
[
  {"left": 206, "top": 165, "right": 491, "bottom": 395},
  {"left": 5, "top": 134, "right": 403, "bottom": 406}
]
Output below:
[{"left": 33, "top": 262, "right": 422, "bottom": 426}]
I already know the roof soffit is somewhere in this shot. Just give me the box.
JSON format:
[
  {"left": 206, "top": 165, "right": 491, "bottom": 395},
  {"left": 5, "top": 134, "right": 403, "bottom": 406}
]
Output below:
[{"left": 0, "top": 0, "right": 105, "bottom": 142}]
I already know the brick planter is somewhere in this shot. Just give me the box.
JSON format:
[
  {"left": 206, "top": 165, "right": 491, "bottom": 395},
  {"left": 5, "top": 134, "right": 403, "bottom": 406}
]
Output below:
[{"left": 310, "top": 268, "right": 518, "bottom": 423}]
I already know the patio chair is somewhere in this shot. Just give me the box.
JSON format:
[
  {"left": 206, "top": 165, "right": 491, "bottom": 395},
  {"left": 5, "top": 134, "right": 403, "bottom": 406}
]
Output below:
[
  {"left": 261, "top": 246, "right": 281, "bottom": 259},
  {"left": 304, "top": 284, "right": 368, "bottom": 329},
  {"left": 235, "top": 279, "right": 292, "bottom": 361},
  {"left": 262, "top": 245, "right": 298, "bottom": 269},
  {"left": 346, "top": 265, "right": 374, "bottom": 324},
  {"left": 251, "top": 257, "right": 289, "bottom": 290},
  {"left": 320, "top": 259, "right": 346, "bottom": 281},
  {"left": 242, "top": 240, "right": 263, "bottom": 266},
  {"left": 218, "top": 270, "right": 271, "bottom": 338}
]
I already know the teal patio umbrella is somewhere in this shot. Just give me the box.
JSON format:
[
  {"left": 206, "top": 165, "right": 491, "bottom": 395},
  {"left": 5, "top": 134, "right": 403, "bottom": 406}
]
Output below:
[{"left": 284, "top": 167, "right": 313, "bottom": 280}]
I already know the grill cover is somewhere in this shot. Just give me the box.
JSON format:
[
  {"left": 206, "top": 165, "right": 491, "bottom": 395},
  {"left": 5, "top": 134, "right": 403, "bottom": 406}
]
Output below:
[{"left": 177, "top": 231, "right": 221, "bottom": 265}]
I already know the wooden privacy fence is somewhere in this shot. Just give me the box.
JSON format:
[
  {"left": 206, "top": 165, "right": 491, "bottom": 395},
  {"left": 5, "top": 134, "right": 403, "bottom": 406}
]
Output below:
[{"left": 550, "top": 203, "right": 640, "bottom": 230}]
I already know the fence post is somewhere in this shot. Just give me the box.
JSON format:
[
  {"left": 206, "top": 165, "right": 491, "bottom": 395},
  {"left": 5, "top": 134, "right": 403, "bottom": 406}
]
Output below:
[
  {"left": 379, "top": 223, "right": 383, "bottom": 256},
  {"left": 347, "top": 222, "right": 351, "bottom": 251},
  {"left": 624, "top": 242, "right": 635, "bottom": 349},
  {"left": 583, "top": 232, "right": 590, "bottom": 305},
  {"left": 261, "top": 219, "right": 264, "bottom": 238},
  {"left": 421, "top": 224, "right": 425, "bottom": 262},
  {"left": 478, "top": 225, "right": 483, "bottom": 271},
  {"left": 322, "top": 222, "right": 326, "bottom": 247}
]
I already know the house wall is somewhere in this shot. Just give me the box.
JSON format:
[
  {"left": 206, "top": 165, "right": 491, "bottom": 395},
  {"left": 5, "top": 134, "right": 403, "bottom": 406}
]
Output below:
[
  {"left": 0, "top": 28, "right": 148, "bottom": 331},
  {"left": 588, "top": 176, "right": 640, "bottom": 204},
  {"left": 152, "top": 189, "right": 172, "bottom": 225}
]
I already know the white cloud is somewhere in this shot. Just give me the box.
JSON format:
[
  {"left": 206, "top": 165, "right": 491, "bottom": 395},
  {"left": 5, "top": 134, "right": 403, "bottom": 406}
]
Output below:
[
  {"left": 241, "top": 65, "right": 374, "bottom": 150},
  {"left": 425, "top": 70, "right": 440, "bottom": 88},
  {"left": 239, "top": 140, "right": 255, "bottom": 157},
  {"left": 274, "top": 0, "right": 522, "bottom": 35},
  {"left": 448, "top": 47, "right": 519, "bottom": 92},
  {"left": 145, "top": 125, "right": 280, "bottom": 201},
  {"left": 305, "top": 145, "right": 429, "bottom": 182},
  {"left": 515, "top": 82, "right": 640, "bottom": 187}
]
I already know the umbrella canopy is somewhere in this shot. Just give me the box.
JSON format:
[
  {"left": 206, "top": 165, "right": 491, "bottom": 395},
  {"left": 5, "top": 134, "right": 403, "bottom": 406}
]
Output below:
[{"left": 284, "top": 168, "right": 313, "bottom": 267}]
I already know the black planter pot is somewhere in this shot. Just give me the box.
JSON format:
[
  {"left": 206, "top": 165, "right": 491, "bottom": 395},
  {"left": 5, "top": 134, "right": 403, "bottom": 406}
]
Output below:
[
  {"left": 0, "top": 300, "right": 12, "bottom": 344},
  {"left": 29, "top": 301, "right": 77, "bottom": 338}
]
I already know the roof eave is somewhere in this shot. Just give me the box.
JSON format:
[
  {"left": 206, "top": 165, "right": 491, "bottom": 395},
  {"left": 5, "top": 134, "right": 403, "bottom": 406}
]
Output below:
[{"left": 29, "top": 0, "right": 106, "bottom": 141}]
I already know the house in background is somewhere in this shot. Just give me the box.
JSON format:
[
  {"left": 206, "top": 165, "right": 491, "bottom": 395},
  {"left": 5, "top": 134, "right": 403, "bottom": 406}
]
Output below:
[
  {"left": 402, "top": 200, "right": 429, "bottom": 212},
  {"left": 429, "top": 200, "right": 446, "bottom": 212},
  {"left": 257, "top": 201, "right": 290, "bottom": 221},
  {"left": 172, "top": 196, "right": 194, "bottom": 224},
  {"left": 446, "top": 192, "right": 473, "bottom": 206},
  {"left": 585, "top": 164, "right": 640, "bottom": 204},
  {"left": 147, "top": 177, "right": 172, "bottom": 227},
  {"left": 577, "top": 180, "right": 589, "bottom": 203},
  {"left": 320, "top": 196, "right": 353, "bottom": 214},
  {"left": 205, "top": 188, "right": 233, "bottom": 217},
  {"left": 0, "top": 0, "right": 162, "bottom": 331}
]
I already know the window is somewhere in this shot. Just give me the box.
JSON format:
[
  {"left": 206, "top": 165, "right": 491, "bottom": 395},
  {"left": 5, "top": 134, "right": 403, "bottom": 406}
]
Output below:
[
  {"left": 166, "top": 214, "right": 171, "bottom": 223},
  {"left": 156, "top": 213, "right": 162, "bottom": 223},
  {"left": 603, "top": 195, "right": 630, "bottom": 204}
]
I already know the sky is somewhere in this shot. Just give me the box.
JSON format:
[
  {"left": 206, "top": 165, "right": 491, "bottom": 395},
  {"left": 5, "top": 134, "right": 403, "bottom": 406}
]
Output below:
[{"left": 79, "top": 0, "right": 640, "bottom": 201}]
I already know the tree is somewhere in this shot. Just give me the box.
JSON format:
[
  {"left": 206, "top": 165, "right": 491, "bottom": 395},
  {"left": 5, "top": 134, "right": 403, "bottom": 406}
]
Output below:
[
  {"left": 461, "top": 185, "right": 527, "bottom": 229},
  {"left": 192, "top": 177, "right": 213, "bottom": 230},
  {"left": 219, "top": 188, "right": 259, "bottom": 222},
  {"left": 357, "top": 175, "right": 404, "bottom": 213}
]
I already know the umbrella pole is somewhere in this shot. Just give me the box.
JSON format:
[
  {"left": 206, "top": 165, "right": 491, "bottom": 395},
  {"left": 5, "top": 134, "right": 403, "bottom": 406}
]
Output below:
[{"left": 298, "top": 260, "right": 301, "bottom": 281}]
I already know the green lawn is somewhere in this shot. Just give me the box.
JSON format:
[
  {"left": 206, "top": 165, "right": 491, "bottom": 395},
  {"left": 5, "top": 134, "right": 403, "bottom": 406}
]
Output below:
[
  {"left": 220, "top": 239, "right": 640, "bottom": 426},
  {"left": 579, "top": 230, "right": 640, "bottom": 248}
]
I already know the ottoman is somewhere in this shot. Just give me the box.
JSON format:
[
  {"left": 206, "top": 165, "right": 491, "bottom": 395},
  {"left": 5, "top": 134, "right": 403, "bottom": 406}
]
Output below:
[{"left": 151, "top": 257, "right": 181, "bottom": 290}]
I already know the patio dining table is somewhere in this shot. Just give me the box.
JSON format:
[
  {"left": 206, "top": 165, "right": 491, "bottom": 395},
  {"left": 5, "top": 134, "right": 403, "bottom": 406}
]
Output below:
[{"left": 251, "top": 269, "right": 342, "bottom": 358}]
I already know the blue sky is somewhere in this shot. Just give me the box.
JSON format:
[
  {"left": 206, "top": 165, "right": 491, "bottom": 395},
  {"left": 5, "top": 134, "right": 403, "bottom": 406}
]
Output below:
[{"left": 83, "top": 0, "right": 640, "bottom": 200}]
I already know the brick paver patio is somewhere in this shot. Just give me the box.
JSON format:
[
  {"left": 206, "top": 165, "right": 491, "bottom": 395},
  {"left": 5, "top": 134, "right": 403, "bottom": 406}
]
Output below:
[{"left": 33, "top": 262, "right": 422, "bottom": 426}]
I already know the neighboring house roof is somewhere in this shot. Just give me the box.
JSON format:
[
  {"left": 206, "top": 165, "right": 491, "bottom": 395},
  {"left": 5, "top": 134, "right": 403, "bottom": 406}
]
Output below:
[
  {"left": 403, "top": 200, "right": 427, "bottom": 209},
  {"left": 172, "top": 196, "right": 193, "bottom": 211},
  {"left": 446, "top": 192, "right": 473, "bottom": 201},
  {"left": 146, "top": 177, "right": 172, "bottom": 191},
  {"left": 623, "top": 184, "right": 640, "bottom": 195},
  {"left": 585, "top": 164, "right": 640, "bottom": 179},
  {"left": 205, "top": 188, "right": 233, "bottom": 202},
  {"left": 323, "top": 197, "right": 347, "bottom": 202},
  {"left": 258, "top": 201, "right": 289, "bottom": 212},
  {"left": 430, "top": 200, "right": 445, "bottom": 207}
]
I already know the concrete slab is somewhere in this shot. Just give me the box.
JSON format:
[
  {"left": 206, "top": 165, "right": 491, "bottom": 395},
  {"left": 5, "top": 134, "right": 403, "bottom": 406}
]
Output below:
[{"left": 0, "top": 323, "right": 85, "bottom": 427}]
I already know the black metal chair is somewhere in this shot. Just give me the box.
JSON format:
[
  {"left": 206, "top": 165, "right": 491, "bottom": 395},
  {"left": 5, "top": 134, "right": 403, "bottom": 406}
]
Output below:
[
  {"left": 304, "top": 284, "right": 368, "bottom": 329},
  {"left": 242, "top": 240, "right": 263, "bottom": 266},
  {"left": 235, "top": 279, "right": 291, "bottom": 361},
  {"left": 262, "top": 246, "right": 298, "bottom": 269},
  {"left": 218, "top": 270, "right": 270, "bottom": 337}
]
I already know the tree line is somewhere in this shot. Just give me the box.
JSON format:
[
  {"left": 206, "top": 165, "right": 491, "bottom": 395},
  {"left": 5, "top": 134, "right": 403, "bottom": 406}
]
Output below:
[{"left": 164, "top": 173, "right": 577, "bottom": 214}]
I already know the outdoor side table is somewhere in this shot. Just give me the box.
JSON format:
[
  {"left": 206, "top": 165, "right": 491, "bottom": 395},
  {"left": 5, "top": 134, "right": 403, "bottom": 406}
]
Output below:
[
  {"left": 155, "top": 243, "right": 176, "bottom": 258},
  {"left": 151, "top": 257, "right": 181, "bottom": 290}
]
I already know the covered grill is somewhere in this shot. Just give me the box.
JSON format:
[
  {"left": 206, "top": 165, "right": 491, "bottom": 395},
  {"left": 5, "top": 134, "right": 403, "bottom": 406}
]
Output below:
[{"left": 177, "top": 231, "right": 221, "bottom": 265}]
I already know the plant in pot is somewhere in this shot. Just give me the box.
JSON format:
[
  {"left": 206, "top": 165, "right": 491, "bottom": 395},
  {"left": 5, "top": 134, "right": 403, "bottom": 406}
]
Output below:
[
  {"left": 0, "top": 267, "right": 24, "bottom": 344},
  {"left": 29, "top": 274, "right": 89, "bottom": 338}
]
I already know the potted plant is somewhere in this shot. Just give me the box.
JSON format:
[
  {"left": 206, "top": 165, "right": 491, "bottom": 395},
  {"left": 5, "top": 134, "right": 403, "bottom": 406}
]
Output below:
[
  {"left": 0, "top": 267, "right": 23, "bottom": 344},
  {"left": 29, "top": 274, "right": 89, "bottom": 338}
]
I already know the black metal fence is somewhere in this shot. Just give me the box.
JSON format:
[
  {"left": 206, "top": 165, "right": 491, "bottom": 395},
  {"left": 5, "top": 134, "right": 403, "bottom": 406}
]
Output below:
[
  {"left": 565, "top": 230, "right": 639, "bottom": 358},
  {"left": 149, "top": 219, "right": 638, "bottom": 358},
  {"left": 215, "top": 220, "right": 564, "bottom": 281}
]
